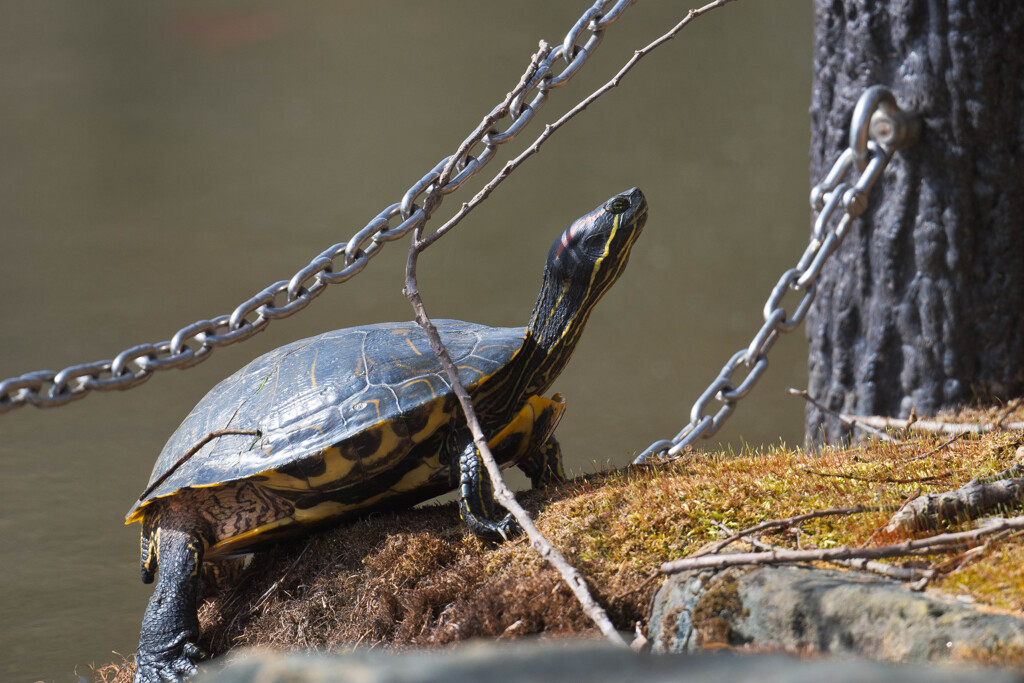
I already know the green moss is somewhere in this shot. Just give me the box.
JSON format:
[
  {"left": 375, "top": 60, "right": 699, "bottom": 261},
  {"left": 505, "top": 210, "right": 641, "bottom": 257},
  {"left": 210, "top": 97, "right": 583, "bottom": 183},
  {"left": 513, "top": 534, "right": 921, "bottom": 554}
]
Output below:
[
  {"left": 102, "top": 410, "right": 1024, "bottom": 680},
  {"left": 692, "top": 570, "right": 749, "bottom": 647}
]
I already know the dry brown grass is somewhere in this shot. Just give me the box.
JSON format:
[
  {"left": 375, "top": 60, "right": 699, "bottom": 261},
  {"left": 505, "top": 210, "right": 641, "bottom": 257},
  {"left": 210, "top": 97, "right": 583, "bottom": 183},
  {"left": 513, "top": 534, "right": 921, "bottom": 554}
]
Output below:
[{"left": 101, "top": 406, "right": 1024, "bottom": 680}]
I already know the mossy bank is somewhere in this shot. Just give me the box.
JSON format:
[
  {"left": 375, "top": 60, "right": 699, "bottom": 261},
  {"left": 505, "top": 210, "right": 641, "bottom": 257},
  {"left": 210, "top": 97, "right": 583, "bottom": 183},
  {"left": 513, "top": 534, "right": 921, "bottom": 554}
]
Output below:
[{"left": 95, "top": 410, "right": 1024, "bottom": 681}]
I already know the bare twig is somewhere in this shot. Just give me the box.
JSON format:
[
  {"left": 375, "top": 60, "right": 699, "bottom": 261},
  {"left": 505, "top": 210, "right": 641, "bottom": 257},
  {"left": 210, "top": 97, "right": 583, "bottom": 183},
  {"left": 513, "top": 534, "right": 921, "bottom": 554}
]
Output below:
[
  {"left": 791, "top": 391, "right": 1024, "bottom": 440},
  {"left": 993, "top": 398, "right": 1024, "bottom": 429},
  {"left": 896, "top": 430, "right": 971, "bottom": 463},
  {"left": 612, "top": 569, "right": 662, "bottom": 601},
  {"left": 710, "top": 521, "right": 936, "bottom": 583},
  {"left": 882, "top": 458, "right": 1024, "bottom": 534},
  {"left": 884, "top": 472, "right": 1024, "bottom": 533},
  {"left": 935, "top": 529, "right": 1022, "bottom": 575},
  {"left": 661, "top": 514, "right": 1024, "bottom": 574},
  {"left": 139, "top": 428, "right": 260, "bottom": 500},
  {"left": 799, "top": 467, "right": 952, "bottom": 484},
  {"left": 419, "top": 0, "right": 740, "bottom": 249},
  {"left": 401, "top": 44, "right": 623, "bottom": 645},
  {"left": 399, "top": 0, "right": 743, "bottom": 647},
  {"left": 968, "top": 460, "right": 1024, "bottom": 486},
  {"left": 253, "top": 541, "right": 312, "bottom": 611},
  {"left": 841, "top": 415, "right": 1024, "bottom": 435},
  {"left": 695, "top": 504, "right": 889, "bottom": 557},
  {"left": 861, "top": 488, "right": 921, "bottom": 548},
  {"left": 428, "top": 43, "right": 553, "bottom": 216},
  {"left": 405, "top": 254, "right": 624, "bottom": 645},
  {"left": 837, "top": 556, "right": 936, "bottom": 582},
  {"left": 786, "top": 388, "right": 893, "bottom": 442}
]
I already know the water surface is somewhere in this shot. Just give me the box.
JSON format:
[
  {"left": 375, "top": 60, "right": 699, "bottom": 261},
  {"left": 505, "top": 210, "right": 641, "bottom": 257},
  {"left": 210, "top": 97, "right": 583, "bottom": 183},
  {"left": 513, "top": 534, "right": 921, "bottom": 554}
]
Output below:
[{"left": 0, "top": 2, "right": 812, "bottom": 679}]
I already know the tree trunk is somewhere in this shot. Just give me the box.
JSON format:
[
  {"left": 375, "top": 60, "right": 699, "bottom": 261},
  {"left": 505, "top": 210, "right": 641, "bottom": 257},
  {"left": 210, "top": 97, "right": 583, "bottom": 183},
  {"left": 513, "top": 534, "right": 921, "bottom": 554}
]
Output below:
[{"left": 805, "top": 1, "right": 1024, "bottom": 447}]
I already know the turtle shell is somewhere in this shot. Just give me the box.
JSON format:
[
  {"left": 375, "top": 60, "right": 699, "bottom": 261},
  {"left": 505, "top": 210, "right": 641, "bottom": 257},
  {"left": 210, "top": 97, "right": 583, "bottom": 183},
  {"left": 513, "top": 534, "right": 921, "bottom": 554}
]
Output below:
[{"left": 126, "top": 319, "right": 526, "bottom": 523}]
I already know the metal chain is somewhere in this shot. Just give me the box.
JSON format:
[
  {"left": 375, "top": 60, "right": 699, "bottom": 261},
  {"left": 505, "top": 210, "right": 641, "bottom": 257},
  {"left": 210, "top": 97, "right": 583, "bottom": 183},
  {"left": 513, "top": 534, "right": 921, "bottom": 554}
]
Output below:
[
  {"left": 0, "top": 0, "right": 635, "bottom": 415},
  {"left": 633, "top": 85, "right": 920, "bottom": 464}
]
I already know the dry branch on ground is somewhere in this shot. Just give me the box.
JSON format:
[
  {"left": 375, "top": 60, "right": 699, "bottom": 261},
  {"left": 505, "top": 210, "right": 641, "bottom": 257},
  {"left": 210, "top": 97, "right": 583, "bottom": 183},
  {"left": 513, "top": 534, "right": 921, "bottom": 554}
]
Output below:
[{"left": 884, "top": 459, "right": 1024, "bottom": 532}]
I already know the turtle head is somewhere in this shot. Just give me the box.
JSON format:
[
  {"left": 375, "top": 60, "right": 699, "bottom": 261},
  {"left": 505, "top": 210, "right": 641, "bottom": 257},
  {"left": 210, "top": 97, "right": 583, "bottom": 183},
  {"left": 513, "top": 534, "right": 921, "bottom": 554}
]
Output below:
[
  {"left": 526, "top": 188, "right": 647, "bottom": 381},
  {"left": 545, "top": 187, "right": 647, "bottom": 301}
]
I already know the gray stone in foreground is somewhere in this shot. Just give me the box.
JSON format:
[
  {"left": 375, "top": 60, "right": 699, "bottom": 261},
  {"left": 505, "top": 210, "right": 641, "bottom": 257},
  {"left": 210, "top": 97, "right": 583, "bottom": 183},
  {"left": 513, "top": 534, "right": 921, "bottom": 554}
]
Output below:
[
  {"left": 650, "top": 565, "right": 1024, "bottom": 664},
  {"left": 195, "top": 639, "right": 1021, "bottom": 683}
]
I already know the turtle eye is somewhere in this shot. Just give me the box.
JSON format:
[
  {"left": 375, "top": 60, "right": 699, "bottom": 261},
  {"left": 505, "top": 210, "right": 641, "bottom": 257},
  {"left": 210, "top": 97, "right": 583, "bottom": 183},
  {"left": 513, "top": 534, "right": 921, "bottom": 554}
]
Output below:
[{"left": 606, "top": 196, "right": 631, "bottom": 214}]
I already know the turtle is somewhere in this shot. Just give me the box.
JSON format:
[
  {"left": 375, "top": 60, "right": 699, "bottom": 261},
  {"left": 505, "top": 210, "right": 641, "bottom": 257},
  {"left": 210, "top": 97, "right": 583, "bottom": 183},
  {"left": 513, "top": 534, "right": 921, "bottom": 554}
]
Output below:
[{"left": 127, "top": 188, "right": 648, "bottom": 681}]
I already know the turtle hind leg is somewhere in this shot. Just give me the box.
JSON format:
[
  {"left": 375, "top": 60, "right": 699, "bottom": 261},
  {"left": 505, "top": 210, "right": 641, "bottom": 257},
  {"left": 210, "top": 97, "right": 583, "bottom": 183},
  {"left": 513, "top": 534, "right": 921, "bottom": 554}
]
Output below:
[
  {"left": 517, "top": 436, "right": 565, "bottom": 489},
  {"left": 140, "top": 520, "right": 158, "bottom": 585},
  {"left": 200, "top": 556, "right": 249, "bottom": 599},
  {"left": 135, "top": 510, "right": 208, "bottom": 683},
  {"left": 456, "top": 440, "right": 521, "bottom": 542}
]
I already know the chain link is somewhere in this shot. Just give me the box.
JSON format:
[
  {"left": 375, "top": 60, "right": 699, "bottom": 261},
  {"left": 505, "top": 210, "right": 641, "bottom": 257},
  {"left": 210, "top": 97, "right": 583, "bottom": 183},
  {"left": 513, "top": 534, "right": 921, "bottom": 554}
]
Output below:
[
  {"left": 633, "top": 85, "right": 920, "bottom": 464},
  {"left": 0, "top": 0, "right": 635, "bottom": 416}
]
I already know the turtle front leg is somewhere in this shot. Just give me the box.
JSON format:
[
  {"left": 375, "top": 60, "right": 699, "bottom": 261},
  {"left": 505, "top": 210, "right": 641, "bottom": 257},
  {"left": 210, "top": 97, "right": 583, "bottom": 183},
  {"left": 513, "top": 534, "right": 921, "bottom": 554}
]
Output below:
[
  {"left": 135, "top": 522, "right": 207, "bottom": 683},
  {"left": 456, "top": 439, "right": 522, "bottom": 541}
]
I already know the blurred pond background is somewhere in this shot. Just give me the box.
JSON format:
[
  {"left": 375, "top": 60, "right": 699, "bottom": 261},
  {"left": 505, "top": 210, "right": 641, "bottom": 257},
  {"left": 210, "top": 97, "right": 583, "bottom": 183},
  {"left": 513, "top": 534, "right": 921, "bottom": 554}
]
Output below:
[{"left": 0, "top": 1, "right": 812, "bottom": 680}]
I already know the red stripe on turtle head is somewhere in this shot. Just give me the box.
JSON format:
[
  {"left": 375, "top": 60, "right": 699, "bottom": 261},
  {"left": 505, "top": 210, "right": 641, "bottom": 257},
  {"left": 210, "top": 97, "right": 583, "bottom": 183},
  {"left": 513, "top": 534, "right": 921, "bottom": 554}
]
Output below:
[{"left": 554, "top": 211, "right": 600, "bottom": 259}]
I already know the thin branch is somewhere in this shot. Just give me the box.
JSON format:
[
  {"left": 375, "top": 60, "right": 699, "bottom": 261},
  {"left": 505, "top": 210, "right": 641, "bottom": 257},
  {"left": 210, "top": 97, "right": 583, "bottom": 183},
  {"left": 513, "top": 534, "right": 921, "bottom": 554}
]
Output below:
[
  {"left": 695, "top": 504, "right": 889, "bottom": 557},
  {"left": 884, "top": 471, "right": 1024, "bottom": 533},
  {"left": 710, "top": 520, "right": 935, "bottom": 582},
  {"left": 934, "top": 529, "right": 1021, "bottom": 575},
  {"left": 404, "top": 251, "right": 624, "bottom": 645},
  {"left": 402, "top": 45, "right": 623, "bottom": 644},
  {"left": 421, "top": 42, "right": 553, "bottom": 221},
  {"left": 661, "top": 514, "right": 1024, "bottom": 574},
  {"left": 837, "top": 556, "right": 936, "bottom": 582},
  {"left": 993, "top": 398, "right": 1024, "bottom": 429},
  {"left": 253, "top": 541, "right": 312, "bottom": 611},
  {"left": 841, "top": 414, "right": 1024, "bottom": 435},
  {"left": 612, "top": 569, "right": 662, "bottom": 601},
  {"left": 139, "top": 429, "right": 260, "bottom": 500},
  {"left": 398, "top": 0, "right": 744, "bottom": 647},
  {"left": 419, "top": 0, "right": 740, "bottom": 249},
  {"left": 968, "top": 460, "right": 1024, "bottom": 487},
  {"left": 786, "top": 388, "right": 893, "bottom": 442},
  {"left": 896, "top": 430, "right": 971, "bottom": 463},
  {"left": 799, "top": 467, "right": 952, "bottom": 484},
  {"left": 861, "top": 488, "right": 921, "bottom": 548}
]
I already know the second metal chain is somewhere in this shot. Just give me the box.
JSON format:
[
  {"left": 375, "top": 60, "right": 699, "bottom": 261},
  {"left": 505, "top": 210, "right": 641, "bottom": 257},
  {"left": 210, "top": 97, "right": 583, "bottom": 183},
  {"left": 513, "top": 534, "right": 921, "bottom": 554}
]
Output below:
[{"left": 634, "top": 85, "right": 920, "bottom": 463}]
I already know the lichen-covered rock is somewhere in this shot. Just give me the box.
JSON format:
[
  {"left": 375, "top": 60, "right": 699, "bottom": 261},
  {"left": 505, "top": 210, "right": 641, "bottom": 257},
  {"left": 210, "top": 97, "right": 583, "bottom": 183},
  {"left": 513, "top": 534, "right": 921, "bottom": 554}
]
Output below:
[
  {"left": 195, "top": 639, "right": 1023, "bottom": 683},
  {"left": 650, "top": 565, "right": 1024, "bottom": 664}
]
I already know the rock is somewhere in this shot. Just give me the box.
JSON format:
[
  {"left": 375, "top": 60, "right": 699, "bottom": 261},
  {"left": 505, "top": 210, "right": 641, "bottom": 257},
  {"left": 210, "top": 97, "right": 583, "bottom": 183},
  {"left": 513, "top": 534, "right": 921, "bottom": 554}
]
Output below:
[
  {"left": 194, "top": 639, "right": 1022, "bottom": 683},
  {"left": 650, "top": 565, "right": 1024, "bottom": 664},
  {"left": 195, "top": 643, "right": 1019, "bottom": 683}
]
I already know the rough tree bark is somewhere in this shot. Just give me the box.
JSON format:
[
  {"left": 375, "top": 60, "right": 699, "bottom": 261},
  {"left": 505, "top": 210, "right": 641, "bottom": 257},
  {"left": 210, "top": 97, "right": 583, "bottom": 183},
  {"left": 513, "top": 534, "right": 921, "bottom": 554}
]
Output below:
[{"left": 806, "top": 1, "right": 1024, "bottom": 446}]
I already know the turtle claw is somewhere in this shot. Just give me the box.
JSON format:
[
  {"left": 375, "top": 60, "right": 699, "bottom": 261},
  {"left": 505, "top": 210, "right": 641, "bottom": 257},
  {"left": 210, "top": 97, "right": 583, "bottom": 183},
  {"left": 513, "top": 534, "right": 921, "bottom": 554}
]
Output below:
[
  {"left": 134, "top": 639, "right": 202, "bottom": 682},
  {"left": 182, "top": 642, "right": 206, "bottom": 661},
  {"left": 464, "top": 510, "right": 522, "bottom": 542},
  {"left": 496, "top": 513, "right": 523, "bottom": 541}
]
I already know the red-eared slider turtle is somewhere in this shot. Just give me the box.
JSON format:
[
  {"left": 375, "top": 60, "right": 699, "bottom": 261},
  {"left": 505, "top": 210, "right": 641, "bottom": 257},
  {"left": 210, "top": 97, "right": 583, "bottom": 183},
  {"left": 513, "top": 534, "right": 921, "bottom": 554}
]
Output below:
[{"left": 128, "top": 188, "right": 647, "bottom": 681}]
